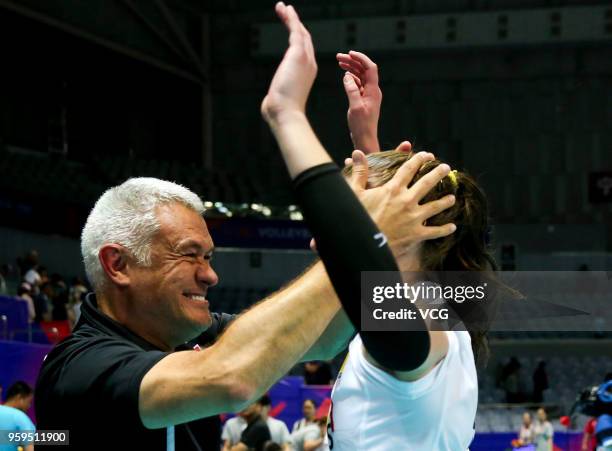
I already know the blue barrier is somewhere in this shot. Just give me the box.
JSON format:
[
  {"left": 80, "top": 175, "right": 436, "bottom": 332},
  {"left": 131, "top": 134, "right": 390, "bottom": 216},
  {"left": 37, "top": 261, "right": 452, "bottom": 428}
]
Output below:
[
  {"left": 0, "top": 340, "right": 52, "bottom": 422},
  {"left": 0, "top": 296, "right": 28, "bottom": 339}
]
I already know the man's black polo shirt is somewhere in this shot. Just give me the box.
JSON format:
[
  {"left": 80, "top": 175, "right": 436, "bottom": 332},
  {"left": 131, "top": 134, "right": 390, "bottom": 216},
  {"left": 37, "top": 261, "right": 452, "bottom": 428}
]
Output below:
[{"left": 35, "top": 294, "right": 235, "bottom": 450}]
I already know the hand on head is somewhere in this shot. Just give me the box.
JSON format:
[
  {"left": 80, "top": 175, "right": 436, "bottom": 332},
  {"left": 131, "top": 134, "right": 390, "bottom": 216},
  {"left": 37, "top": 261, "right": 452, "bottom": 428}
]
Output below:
[
  {"left": 261, "top": 2, "right": 317, "bottom": 123},
  {"left": 349, "top": 151, "right": 456, "bottom": 259},
  {"left": 394, "top": 141, "right": 413, "bottom": 153}
]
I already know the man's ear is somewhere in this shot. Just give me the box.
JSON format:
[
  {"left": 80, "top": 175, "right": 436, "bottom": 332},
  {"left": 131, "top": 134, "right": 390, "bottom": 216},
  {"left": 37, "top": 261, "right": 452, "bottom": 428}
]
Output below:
[{"left": 98, "top": 244, "right": 131, "bottom": 287}]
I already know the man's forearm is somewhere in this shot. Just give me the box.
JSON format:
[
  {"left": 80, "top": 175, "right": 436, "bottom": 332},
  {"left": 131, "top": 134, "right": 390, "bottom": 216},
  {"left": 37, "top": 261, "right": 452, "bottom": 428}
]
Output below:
[
  {"left": 302, "top": 305, "right": 354, "bottom": 361},
  {"left": 211, "top": 261, "right": 338, "bottom": 399}
]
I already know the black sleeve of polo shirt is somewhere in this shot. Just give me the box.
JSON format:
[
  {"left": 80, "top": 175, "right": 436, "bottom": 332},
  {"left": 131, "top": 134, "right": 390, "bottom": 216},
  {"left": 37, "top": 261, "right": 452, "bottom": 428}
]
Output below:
[
  {"left": 44, "top": 337, "right": 168, "bottom": 429},
  {"left": 293, "top": 163, "right": 430, "bottom": 372}
]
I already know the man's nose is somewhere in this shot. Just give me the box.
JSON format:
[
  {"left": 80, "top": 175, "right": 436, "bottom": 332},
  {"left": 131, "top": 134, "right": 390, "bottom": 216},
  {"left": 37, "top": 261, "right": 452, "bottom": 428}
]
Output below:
[{"left": 197, "top": 262, "right": 219, "bottom": 287}]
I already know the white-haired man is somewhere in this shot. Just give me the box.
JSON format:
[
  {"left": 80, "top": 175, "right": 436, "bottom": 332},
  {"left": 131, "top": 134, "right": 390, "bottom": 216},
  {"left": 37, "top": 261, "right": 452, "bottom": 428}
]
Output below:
[
  {"left": 34, "top": 7, "right": 457, "bottom": 450},
  {"left": 33, "top": 174, "right": 450, "bottom": 450}
]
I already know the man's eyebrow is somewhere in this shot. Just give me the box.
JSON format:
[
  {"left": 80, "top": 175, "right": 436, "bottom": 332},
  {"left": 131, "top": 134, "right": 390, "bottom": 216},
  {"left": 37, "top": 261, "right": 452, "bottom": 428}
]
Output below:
[{"left": 173, "top": 239, "right": 214, "bottom": 254}]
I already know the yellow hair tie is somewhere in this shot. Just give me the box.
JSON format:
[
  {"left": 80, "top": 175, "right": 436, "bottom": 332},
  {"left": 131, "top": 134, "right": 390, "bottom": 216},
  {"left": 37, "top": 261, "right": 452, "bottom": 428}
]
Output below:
[{"left": 447, "top": 170, "right": 458, "bottom": 188}]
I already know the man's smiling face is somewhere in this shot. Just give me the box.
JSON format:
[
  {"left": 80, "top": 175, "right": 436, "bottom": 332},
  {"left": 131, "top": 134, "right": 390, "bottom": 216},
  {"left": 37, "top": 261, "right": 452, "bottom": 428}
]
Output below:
[{"left": 128, "top": 202, "right": 219, "bottom": 347}]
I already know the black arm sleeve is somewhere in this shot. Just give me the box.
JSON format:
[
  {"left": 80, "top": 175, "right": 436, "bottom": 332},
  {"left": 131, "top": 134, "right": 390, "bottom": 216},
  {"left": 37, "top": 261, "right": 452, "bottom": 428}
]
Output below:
[{"left": 293, "top": 163, "right": 430, "bottom": 371}]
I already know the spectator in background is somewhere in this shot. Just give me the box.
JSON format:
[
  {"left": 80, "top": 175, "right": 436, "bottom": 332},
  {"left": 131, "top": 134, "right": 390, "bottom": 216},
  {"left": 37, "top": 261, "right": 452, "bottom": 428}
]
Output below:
[
  {"left": 231, "top": 400, "right": 271, "bottom": 451},
  {"left": 303, "top": 361, "right": 333, "bottom": 385},
  {"left": 532, "top": 361, "right": 549, "bottom": 403},
  {"left": 512, "top": 412, "right": 535, "bottom": 448},
  {"left": 502, "top": 357, "right": 524, "bottom": 403},
  {"left": 69, "top": 277, "right": 88, "bottom": 306},
  {"left": 19, "top": 250, "right": 39, "bottom": 279},
  {"left": 222, "top": 396, "right": 291, "bottom": 451},
  {"left": 16, "top": 282, "right": 35, "bottom": 324},
  {"left": 291, "top": 415, "right": 328, "bottom": 451},
  {"left": 67, "top": 277, "right": 87, "bottom": 328},
  {"left": 222, "top": 414, "right": 247, "bottom": 451},
  {"left": 39, "top": 266, "right": 49, "bottom": 283},
  {"left": 258, "top": 395, "right": 292, "bottom": 451},
  {"left": 292, "top": 399, "right": 316, "bottom": 432},
  {"left": 50, "top": 273, "right": 69, "bottom": 321},
  {"left": 34, "top": 281, "right": 53, "bottom": 322},
  {"left": 23, "top": 265, "right": 41, "bottom": 290},
  {"left": 22, "top": 251, "right": 43, "bottom": 295},
  {"left": 533, "top": 407, "right": 553, "bottom": 451},
  {"left": 0, "top": 381, "right": 35, "bottom": 451},
  {"left": 2, "top": 382, "right": 33, "bottom": 412},
  {"left": 67, "top": 293, "right": 84, "bottom": 329}
]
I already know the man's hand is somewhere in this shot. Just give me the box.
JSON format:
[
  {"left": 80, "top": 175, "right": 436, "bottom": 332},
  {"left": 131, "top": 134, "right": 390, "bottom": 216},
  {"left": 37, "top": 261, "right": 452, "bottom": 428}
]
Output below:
[
  {"left": 261, "top": 2, "right": 317, "bottom": 124},
  {"left": 350, "top": 150, "right": 456, "bottom": 260},
  {"left": 336, "top": 50, "right": 382, "bottom": 154},
  {"left": 310, "top": 145, "right": 445, "bottom": 255}
]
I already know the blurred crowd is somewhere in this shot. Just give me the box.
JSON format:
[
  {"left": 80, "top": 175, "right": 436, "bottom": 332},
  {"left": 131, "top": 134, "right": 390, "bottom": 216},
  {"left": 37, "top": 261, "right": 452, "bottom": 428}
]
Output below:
[
  {"left": 511, "top": 408, "right": 554, "bottom": 451},
  {"left": 221, "top": 396, "right": 328, "bottom": 451},
  {"left": 0, "top": 249, "right": 89, "bottom": 330}
]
